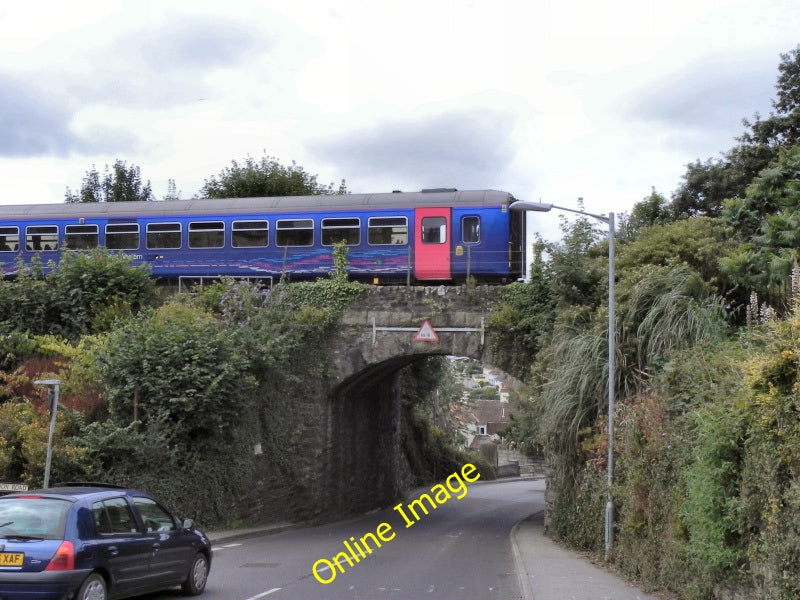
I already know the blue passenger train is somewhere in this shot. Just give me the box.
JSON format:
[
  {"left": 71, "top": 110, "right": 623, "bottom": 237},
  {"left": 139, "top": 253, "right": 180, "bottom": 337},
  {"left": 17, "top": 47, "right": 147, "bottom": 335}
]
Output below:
[{"left": 0, "top": 189, "right": 526, "bottom": 284}]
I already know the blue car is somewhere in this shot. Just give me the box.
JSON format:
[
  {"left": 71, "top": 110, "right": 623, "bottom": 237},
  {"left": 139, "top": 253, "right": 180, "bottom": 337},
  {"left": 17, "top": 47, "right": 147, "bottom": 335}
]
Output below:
[{"left": 0, "top": 484, "right": 211, "bottom": 600}]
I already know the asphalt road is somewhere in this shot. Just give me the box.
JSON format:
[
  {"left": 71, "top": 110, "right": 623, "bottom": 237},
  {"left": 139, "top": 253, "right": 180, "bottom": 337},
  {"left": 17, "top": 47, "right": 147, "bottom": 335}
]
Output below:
[{"left": 140, "top": 477, "right": 542, "bottom": 600}]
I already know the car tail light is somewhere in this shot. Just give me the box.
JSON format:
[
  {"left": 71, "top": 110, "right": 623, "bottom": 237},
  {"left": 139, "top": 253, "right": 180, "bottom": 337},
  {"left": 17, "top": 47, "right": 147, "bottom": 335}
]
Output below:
[{"left": 45, "top": 541, "right": 75, "bottom": 571}]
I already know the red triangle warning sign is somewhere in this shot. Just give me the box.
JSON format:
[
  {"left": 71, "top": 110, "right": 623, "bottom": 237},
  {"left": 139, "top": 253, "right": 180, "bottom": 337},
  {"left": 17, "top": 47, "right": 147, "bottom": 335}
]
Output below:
[{"left": 414, "top": 320, "right": 439, "bottom": 342}]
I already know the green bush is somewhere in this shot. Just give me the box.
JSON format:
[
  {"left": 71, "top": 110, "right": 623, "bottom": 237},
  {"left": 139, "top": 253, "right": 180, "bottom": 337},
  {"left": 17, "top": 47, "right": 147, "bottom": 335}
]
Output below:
[
  {"left": 99, "top": 303, "right": 255, "bottom": 445},
  {"left": 608, "top": 314, "right": 800, "bottom": 598},
  {"left": 681, "top": 400, "right": 745, "bottom": 596},
  {"left": 0, "top": 250, "right": 155, "bottom": 340}
]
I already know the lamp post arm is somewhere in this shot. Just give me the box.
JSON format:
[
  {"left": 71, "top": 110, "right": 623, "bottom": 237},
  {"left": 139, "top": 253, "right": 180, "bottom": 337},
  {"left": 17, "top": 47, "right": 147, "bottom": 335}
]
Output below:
[
  {"left": 509, "top": 200, "right": 611, "bottom": 224},
  {"left": 550, "top": 204, "right": 611, "bottom": 224}
]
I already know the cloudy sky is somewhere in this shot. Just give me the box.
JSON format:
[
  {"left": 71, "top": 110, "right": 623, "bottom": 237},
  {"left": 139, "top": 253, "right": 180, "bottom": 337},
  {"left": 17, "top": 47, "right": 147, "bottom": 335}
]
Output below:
[{"left": 1, "top": 0, "right": 798, "bottom": 240}]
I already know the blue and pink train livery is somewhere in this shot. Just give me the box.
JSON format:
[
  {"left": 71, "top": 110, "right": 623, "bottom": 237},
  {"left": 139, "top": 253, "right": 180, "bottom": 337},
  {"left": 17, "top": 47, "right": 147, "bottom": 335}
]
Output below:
[{"left": 0, "top": 189, "right": 526, "bottom": 284}]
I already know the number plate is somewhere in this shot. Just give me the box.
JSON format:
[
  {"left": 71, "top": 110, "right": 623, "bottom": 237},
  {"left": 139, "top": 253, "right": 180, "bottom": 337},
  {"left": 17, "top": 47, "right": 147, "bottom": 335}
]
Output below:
[{"left": 0, "top": 552, "right": 24, "bottom": 566}]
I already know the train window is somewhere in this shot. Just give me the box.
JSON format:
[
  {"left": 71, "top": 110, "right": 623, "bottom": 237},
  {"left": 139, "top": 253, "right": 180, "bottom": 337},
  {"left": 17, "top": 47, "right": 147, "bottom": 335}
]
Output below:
[
  {"left": 421, "top": 217, "right": 447, "bottom": 244},
  {"left": 106, "top": 223, "right": 140, "bottom": 250},
  {"left": 276, "top": 219, "right": 313, "bottom": 246},
  {"left": 232, "top": 220, "right": 269, "bottom": 247},
  {"left": 65, "top": 224, "right": 99, "bottom": 250},
  {"left": 147, "top": 222, "right": 181, "bottom": 249},
  {"left": 26, "top": 225, "right": 58, "bottom": 251},
  {"left": 368, "top": 217, "right": 408, "bottom": 245},
  {"left": 322, "top": 218, "right": 360, "bottom": 246},
  {"left": 189, "top": 221, "right": 225, "bottom": 249},
  {"left": 0, "top": 226, "right": 19, "bottom": 252},
  {"left": 462, "top": 216, "right": 480, "bottom": 244}
]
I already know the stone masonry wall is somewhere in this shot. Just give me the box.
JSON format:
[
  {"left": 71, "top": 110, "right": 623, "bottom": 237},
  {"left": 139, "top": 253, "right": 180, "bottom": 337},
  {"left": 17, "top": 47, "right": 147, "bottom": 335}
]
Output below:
[{"left": 231, "top": 284, "right": 503, "bottom": 526}]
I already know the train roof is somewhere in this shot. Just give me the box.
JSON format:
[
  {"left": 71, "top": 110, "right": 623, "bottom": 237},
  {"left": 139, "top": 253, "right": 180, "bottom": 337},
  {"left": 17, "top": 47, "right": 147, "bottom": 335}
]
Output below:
[{"left": 0, "top": 189, "right": 516, "bottom": 220}]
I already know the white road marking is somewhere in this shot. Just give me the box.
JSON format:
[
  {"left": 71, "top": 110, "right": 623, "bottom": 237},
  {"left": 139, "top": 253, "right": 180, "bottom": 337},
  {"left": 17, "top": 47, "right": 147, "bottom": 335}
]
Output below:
[
  {"left": 244, "top": 588, "right": 281, "bottom": 600},
  {"left": 312, "top": 555, "right": 351, "bottom": 573},
  {"left": 212, "top": 542, "right": 242, "bottom": 550}
]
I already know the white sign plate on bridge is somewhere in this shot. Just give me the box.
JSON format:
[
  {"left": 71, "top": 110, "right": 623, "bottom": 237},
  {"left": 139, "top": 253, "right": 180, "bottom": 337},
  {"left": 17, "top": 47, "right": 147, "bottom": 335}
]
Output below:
[
  {"left": 0, "top": 483, "right": 28, "bottom": 492},
  {"left": 414, "top": 320, "right": 439, "bottom": 342}
]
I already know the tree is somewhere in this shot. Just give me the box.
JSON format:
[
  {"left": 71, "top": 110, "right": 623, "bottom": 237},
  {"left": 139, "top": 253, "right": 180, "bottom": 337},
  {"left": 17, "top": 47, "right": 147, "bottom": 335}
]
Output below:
[
  {"left": 623, "top": 188, "right": 672, "bottom": 238},
  {"left": 670, "top": 156, "right": 753, "bottom": 218},
  {"left": 616, "top": 216, "right": 736, "bottom": 292},
  {"left": 720, "top": 145, "right": 800, "bottom": 307},
  {"left": 670, "top": 45, "right": 800, "bottom": 218},
  {"left": 747, "top": 45, "right": 800, "bottom": 149},
  {"left": 163, "top": 179, "right": 181, "bottom": 201},
  {"left": 65, "top": 160, "right": 154, "bottom": 203},
  {"left": 545, "top": 211, "right": 607, "bottom": 311},
  {"left": 488, "top": 238, "right": 555, "bottom": 380},
  {"left": 199, "top": 154, "right": 347, "bottom": 198}
]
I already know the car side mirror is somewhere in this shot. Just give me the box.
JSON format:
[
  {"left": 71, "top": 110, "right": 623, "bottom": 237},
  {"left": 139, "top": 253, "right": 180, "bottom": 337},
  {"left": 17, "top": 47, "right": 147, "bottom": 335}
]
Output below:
[{"left": 181, "top": 518, "right": 195, "bottom": 530}]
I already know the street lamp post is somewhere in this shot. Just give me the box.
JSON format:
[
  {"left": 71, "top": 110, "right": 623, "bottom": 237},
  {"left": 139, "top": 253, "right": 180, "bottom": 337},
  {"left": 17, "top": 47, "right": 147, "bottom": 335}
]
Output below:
[
  {"left": 33, "top": 379, "right": 61, "bottom": 489},
  {"left": 510, "top": 199, "right": 616, "bottom": 558}
]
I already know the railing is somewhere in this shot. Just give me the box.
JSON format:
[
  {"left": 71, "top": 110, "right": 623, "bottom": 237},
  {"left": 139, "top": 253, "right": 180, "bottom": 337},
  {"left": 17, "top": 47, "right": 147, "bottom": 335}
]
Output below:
[{"left": 177, "top": 275, "right": 274, "bottom": 293}]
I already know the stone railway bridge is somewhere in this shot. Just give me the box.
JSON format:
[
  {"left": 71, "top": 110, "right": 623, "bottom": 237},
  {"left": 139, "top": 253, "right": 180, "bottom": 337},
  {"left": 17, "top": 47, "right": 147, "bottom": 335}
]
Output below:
[
  {"left": 332, "top": 285, "right": 498, "bottom": 392},
  {"left": 323, "top": 285, "right": 503, "bottom": 518},
  {"left": 242, "top": 285, "right": 507, "bottom": 524}
]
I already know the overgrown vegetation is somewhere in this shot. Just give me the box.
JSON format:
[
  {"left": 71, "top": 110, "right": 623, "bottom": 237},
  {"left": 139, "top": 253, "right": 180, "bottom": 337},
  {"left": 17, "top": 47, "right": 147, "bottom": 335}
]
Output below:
[
  {"left": 0, "top": 250, "right": 156, "bottom": 341},
  {"left": 493, "top": 44, "right": 800, "bottom": 599},
  {"left": 0, "top": 254, "right": 369, "bottom": 522},
  {"left": 0, "top": 239, "right": 479, "bottom": 526}
]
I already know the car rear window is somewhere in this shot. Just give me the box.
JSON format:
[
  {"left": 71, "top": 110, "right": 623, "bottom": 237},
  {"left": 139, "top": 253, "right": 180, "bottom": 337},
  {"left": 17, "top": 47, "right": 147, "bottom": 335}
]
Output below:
[{"left": 0, "top": 497, "right": 70, "bottom": 539}]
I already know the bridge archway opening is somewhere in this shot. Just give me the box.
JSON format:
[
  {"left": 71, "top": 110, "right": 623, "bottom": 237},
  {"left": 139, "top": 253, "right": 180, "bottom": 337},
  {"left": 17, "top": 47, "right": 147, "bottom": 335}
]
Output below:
[
  {"left": 317, "top": 285, "right": 505, "bottom": 519},
  {"left": 322, "top": 354, "right": 446, "bottom": 518}
]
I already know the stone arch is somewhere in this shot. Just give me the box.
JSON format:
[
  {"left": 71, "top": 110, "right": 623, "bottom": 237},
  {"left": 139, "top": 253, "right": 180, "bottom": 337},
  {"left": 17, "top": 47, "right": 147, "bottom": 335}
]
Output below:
[
  {"left": 316, "top": 286, "right": 500, "bottom": 518},
  {"left": 331, "top": 285, "right": 497, "bottom": 389},
  {"left": 227, "top": 286, "right": 507, "bottom": 525}
]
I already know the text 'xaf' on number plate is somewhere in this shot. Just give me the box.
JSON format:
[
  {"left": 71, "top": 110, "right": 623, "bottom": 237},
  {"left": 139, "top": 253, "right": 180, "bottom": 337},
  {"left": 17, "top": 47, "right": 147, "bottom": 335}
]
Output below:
[{"left": 0, "top": 552, "right": 24, "bottom": 566}]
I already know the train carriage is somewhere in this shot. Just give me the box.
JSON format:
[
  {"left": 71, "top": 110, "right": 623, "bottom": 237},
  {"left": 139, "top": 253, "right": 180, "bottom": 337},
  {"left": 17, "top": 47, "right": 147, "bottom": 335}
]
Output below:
[{"left": 0, "top": 189, "right": 526, "bottom": 284}]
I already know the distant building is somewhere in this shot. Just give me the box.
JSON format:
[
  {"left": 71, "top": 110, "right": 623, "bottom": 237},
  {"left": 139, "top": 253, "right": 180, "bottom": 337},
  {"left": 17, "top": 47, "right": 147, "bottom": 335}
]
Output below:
[
  {"left": 443, "top": 360, "right": 521, "bottom": 448},
  {"left": 447, "top": 395, "right": 511, "bottom": 449}
]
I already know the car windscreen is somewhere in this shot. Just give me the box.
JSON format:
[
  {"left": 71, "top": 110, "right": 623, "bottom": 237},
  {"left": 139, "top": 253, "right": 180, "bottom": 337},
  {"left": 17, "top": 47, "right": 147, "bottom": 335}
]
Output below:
[{"left": 0, "top": 497, "right": 70, "bottom": 539}]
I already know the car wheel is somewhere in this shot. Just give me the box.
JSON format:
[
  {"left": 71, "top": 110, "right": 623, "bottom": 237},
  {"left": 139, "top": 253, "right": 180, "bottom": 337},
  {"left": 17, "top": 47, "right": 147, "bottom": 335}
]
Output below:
[
  {"left": 181, "top": 552, "right": 209, "bottom": 596},
  {"left": 77, "top": 573, "right": 107, "bottom": 600}
]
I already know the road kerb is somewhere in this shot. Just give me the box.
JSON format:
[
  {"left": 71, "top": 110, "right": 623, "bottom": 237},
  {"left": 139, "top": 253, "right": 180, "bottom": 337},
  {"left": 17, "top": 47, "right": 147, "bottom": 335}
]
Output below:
[{"left": 511, "top": 514, "right": 540, "bottom": 600}]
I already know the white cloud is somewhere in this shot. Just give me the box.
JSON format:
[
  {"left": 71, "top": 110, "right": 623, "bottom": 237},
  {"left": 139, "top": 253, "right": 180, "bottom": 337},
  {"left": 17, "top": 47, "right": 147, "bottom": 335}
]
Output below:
[{"left": 0, "top": 0, "right": 797, "bottom": 241}]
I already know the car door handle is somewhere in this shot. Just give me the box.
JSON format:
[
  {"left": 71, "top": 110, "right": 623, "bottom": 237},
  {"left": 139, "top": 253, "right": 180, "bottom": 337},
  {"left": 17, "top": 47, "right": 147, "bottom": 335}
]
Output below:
[
  {"left": 108, "top": 546, "right": 119, "bottom": 557},
  {"left": 152, "top": 543, "right": 161, "bottom": 552}
]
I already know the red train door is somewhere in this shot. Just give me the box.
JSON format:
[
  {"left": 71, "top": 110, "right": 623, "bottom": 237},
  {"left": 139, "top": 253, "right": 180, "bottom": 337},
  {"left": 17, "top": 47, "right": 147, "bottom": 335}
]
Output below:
[{"left": 414, "top": 207, "right": 451, "bottom": 280}]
